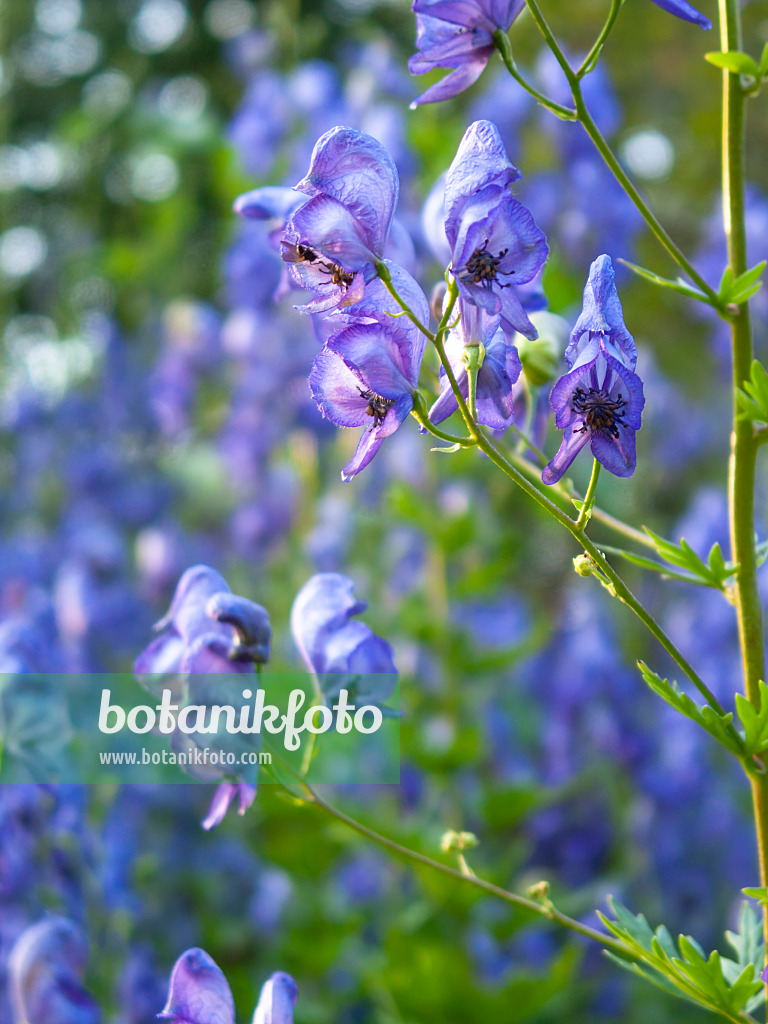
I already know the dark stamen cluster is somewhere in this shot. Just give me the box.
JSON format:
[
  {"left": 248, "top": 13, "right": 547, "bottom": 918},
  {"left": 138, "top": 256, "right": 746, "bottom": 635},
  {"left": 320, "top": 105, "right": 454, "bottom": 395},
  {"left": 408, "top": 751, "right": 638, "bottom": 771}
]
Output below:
[
  {"left": 462, "top": 238, "right": 514, "bottom": 289},
  {"left": 358, "top": 388, "right": 394, "bottom": 427},
  {"left": 572, "top": 387, "right": 627, "bottom": 438}
]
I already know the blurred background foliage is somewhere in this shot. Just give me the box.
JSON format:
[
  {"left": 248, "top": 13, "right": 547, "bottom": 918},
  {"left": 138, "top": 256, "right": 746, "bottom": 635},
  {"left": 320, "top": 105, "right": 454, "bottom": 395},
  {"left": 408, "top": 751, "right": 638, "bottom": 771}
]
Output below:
[{"left": 1, "top": 0, "right": 768, "bottom": 1021}]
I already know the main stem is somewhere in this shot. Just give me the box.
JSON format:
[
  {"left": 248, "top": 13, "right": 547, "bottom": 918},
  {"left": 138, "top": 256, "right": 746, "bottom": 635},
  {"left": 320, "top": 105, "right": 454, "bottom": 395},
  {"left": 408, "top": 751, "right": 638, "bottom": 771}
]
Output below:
[{"left": 719, "top": 0, "right": 768, "bottom": 990}]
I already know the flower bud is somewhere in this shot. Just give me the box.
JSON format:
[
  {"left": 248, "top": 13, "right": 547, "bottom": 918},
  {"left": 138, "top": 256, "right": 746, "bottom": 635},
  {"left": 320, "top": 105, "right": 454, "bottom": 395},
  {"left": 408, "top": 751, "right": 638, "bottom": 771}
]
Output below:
[
  {"left": 517, "top": 312, "right": 569, "bottom": 386},
  {"left": 440, "top": 829, "right": 479, "bottom": 853}
]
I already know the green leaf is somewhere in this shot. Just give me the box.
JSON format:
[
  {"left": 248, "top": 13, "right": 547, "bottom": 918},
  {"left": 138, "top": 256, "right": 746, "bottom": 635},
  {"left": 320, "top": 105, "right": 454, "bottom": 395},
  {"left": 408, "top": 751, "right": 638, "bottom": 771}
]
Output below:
[
  {"left": 720, "top": 261, "right": 767, "bottom": 305},
  {"left": 705, "top": 50, "right": 761, "bottom": 76},
  {"left": 735, "top": 681, "right": 768, "bottom": 755},
  {"left": 741, "top": 887, "right": 768, "bottom": 905},
  {"left": 638, "top": 662, "right": 743, "bottom": 756},
  {"left": 599, "top": 898, "right": 763, "bottom": 1018},
  {"left": 618, "top": 259, "right": 712, "bottom": 304},
  {"left": 760, "top": 42, "right": 768, "bottom": 76},
  {"left": 737, "top": 360, "right": 768, "bottom": 424},
  {"left": 641, "top": 528, "right": 735, "bottom": 589}
]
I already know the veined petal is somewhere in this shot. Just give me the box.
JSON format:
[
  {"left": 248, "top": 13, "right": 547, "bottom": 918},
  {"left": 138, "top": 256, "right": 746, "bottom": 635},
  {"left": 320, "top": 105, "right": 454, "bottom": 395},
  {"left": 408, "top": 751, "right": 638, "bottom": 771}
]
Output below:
[
  {"left": 340, "top": 395, "right": 413, "bottom": 480},
  {"left": 590, "top": 419, "right": 637, "bottom": 476},
  {"left": 327, "top": 322, "right": 425, "bottom": 395},
  {"left": 542, "top": 421, "right": 592, "bottom": 484},
  {"left": 294, "top": 126, "right": 399, "bottom": 256},
  {"left": 565, "top": 254, "right": 636, "bottom": 369},
  {"left": 445, "top": 121, "right": 522, "bottom": 236},
  {"left": 288, "top": 194, "right": 373, "bottom": 268},
  {"left": 310, "top": 348, "right": 375, "bottom": 428},
  {"left": 233, "top": 187, "right": 307, "bottom": 225}
]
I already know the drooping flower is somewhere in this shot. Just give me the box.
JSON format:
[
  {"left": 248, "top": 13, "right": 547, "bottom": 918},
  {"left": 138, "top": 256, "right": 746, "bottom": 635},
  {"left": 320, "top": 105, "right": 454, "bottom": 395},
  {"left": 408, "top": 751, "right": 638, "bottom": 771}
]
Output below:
[
  {"left": 159, "top": 950, "right": 298, "bottom": 1024},
  {"left": 648, "top": 0, "right": 711, "bottom": 29},
  {"left": 134, "top": 565, "right": 269, "bottom": 829},
  {"left": 310, "top": 313, "right": 426, "bottom": 481},
  {"left": 445, "top": 121, "right": 548, "bottom": 340},
  {"left": 281, "top": 126, "right": 399, "bottom": 314},
  {"left": 408, "top": 0, "right": 526, "bottom": 107},
  {"left": 542, "top": 255, "right": 645, "bottom": 484},
  {"left": 8, "top": 918, "right": 100, "bottom": 1024},
  {"left": 134, "top": 564, "right": 271, "bottom": 681},
  {"left": 291, "top": 572, "right": 398, "bottom": 706},
  {"left": 429, "top": 301, "right": 521, "bottom": 430}
]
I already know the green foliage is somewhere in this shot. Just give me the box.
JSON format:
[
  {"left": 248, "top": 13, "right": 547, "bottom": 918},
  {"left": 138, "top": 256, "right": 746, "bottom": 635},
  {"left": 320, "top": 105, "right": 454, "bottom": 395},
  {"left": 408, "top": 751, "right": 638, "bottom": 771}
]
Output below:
[
  {"left": 705, "top": 51, "right": 762, "bottom": 76},
  {"left": 735, "top": 681, "right": 768, "bottom": 757},
  {"left": 631, "top": 529, "right": 735, "bottom": 590},
  {"left": 719, "top": 263, "right": 767, "bottom": 305},
  {"left": 741, "top": 887, "right": 768, "bottom": 906},
  {"left": 736, "top": 360, "right": 768, "bottom": 425},
  {"left": 599, "top": 898, "right": 763, "bottom": 1022},
  {"left": 637, "top": 662, "right": 742, "bottom": 756},
  {"left": 619, "top": 259, "right": 712, "bottom": 304}
]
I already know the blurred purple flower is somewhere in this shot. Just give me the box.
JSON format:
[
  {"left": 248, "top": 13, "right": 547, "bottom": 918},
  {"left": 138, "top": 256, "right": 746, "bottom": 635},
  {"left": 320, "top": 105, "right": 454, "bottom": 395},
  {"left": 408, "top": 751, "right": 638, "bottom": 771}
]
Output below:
[
  {"left": 8, "top": 917, "right": 99, "bottom": 1024},
  {"left": 291, "top": 573, "right": 397, "bottom": 705},
  {"left": 253, "top": 972, "right": 299, "bottom": 1024},
  {"left": 408, "top": 0, "right": 526, "bottom": 107}
]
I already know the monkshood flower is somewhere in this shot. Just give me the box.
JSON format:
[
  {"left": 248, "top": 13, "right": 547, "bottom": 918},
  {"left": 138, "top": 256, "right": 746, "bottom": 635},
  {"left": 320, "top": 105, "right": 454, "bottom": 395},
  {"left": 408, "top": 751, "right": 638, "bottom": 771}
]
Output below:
[
  {"left": 543, "top": 255, "right": 645, "bottom": 484},
  {"left": 279, "top": 126, "right": 399, "bottom": 314},
  {"left": 445, "top": 121, "right": 548, "bottom": 340},
  {"left": 310, "top": 312, "right": 426, "bottom": 481},
  {"left": 134, "top": 565, "right": 270, "bottom": 829},
  {"left": 8, "top": 917, "right": 99, "bottom": 1024},
  {"left": 291, "top": 573, "right": 398, "bottom": 706},
  {"left": 160, "top": 948, "right": 297, "bottom": 1024},
  {"left": 649, "top": 0, "right": 711, "bottom": 29},
  {"left": 429, "top": 301, "right": 521, "bottom": 430},
  {"left": 408, "top": 0, "right": 525, "bottom": 107},
  {"left": 134, "top": 564, "right": 271, "bottom": 680}
]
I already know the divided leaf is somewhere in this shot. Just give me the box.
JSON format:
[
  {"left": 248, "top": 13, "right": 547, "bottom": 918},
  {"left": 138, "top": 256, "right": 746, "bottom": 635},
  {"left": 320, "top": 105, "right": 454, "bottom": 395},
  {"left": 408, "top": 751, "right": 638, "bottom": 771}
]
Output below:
[
  {"left": 737, "top": 361, "right": 768, "bottom": 425},
  {"left": 599, "top": 898, "right": 763, "bottom": 1020},
  {"left": 735, "top": 681, "right": 768, "bottom": 756},
  {"left": 642, "top": 528, "right": 734, "bottom": 590},
  {"left": 638, "top": 662, "right": 742, "bottom": 756},
  {"left": 719, "top": 262, "right": 767, "bottom": 305}
]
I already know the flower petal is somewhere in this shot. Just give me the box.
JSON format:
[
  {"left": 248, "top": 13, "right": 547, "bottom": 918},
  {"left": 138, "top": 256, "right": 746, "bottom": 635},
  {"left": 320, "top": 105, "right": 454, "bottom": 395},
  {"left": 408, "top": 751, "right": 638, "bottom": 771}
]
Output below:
[
  {"left": 252, "top": 972, "right": 298, "bottom": 1024},
  {"left": 294, "top": 126, "right": 399, "bottom": 256},
  {"left": 309, "top": 348, "right": 373, "bottom": 428},
  {"left": 159, "top": 949, "right": 235, "bottom": 1024},
  {"left": 409, "top": 55, "right": 491, "bottom": 108},
  {"left": 649, "top": 0, "right": 711, "bottom": 28},
  {"left": 445, "top": 121, "right": 523, "bottom": 238},
  {"left": 341, "top": 395, "right": 412, "bottom": 480}
]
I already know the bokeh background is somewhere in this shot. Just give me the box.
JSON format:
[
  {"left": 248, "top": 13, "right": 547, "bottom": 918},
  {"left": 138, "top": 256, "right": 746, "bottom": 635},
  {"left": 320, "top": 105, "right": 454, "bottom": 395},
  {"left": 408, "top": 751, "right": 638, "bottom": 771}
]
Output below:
[{"left": 2, "top": 0, "right": 768, "bottom": 1020}]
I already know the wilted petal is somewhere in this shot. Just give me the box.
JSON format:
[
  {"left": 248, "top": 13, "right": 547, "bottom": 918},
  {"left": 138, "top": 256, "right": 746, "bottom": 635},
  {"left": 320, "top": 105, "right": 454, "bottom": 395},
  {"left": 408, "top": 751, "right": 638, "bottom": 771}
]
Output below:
[
  {"left": 252, "top": 972, "right": 298, "bottom": 1024},
  {"left": 294, "top": 126, "right": 399, "bottom": 257},
  {"left": 159, "top": 949, "right": 235, "bottom": 1024}
]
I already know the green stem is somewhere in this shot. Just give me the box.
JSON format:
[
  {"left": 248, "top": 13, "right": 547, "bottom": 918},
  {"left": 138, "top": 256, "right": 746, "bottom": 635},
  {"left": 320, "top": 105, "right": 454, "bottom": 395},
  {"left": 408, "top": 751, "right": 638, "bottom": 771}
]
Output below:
[
  {"left": 719, "top": 0, "right": 768, "bottom": 993},
  {"left": 575, "top": 459, "right": 601, "bottom": 531},
  {"left": 522, "top": 0, "right": 722, "bottom": 308},
  {"left": 464, "top": 344, "right": 483, "bottom": 421},
  {"left": 577, "top": 0, "right": 624, "bottom": 77},
  {"left": 300, "top": 782, "right": 631, "bottom": 955},
  {"left": 376, "top": 262, "right": 436, "bottom": 343},
  {"left": 492, "top": 30, "right": 577, "bottom": 119}
]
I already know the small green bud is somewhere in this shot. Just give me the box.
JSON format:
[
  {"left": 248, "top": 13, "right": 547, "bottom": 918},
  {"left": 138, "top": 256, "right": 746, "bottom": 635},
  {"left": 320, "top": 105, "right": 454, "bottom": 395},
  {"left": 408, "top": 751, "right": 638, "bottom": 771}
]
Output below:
[
  {"left": 573, "top": 553, "right": 595, "bottom": 577},
  {"left": 441, "top": 829, "right": 480, "bottom": 853},
  {"left": 527, "top": 880, "right": 551, "bottom": 901},
  {"left": 517, "top": 312, "right": 569, "bottom": 386}
]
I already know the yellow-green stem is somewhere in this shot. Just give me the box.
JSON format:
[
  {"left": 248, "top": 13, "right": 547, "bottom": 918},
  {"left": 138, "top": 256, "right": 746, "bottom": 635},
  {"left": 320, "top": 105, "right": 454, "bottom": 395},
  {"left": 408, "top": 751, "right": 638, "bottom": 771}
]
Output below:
[{"left": 718, "top": 0, "right": 768, "bottom": 994}]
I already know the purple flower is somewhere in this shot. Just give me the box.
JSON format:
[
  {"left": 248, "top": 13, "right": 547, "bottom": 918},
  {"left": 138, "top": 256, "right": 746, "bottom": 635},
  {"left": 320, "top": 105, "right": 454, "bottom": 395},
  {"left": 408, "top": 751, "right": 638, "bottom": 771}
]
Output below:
[
  {"left": 159, "top": 949, "right": 235, "bottom": 1024},
  {"left": 445, "top": 122, "right": 548, "bottom": 340},
  {"left": 649, "top": 0, "right": 711, "bottom": 29},
  {"left": 310, "top": 312, "right": 426, "bottom": 481},
  {"left": 429, "top": 301, "right": 521, "bottom": 430},
  {"left": 281, "top": 127, "right": 399, "bottom": 314},
  {"left": 542, "top": 256, "right": 644, "bottom": 484},
  {"left": 253, "top": 972, "right": 298, "bottom": 1024},
  {"left": 8, "top": 918, "right": 100, "bottom": 1024},
  {"left": 408, "top": 0, "right": 526, "bottom": 107},
  {"left": 160, "top": 950, "right": 297, "bottom": 1024},
  {"left": 134, "top": 565, "right": 271, "bottom": 682},
  {"left": 200, "top": 782, "right": 257, "bottom": 831},
  {"left": 291, "top": 573, "right": 398, "bottom": 705}
]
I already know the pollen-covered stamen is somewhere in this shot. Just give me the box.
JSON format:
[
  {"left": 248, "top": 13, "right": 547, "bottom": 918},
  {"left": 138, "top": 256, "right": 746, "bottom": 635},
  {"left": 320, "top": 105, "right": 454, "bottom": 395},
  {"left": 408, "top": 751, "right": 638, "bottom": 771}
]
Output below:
[
  {"left": 357, "top": 387, "right": 394, "bottom": 428},
  {"left": 572, "top": 387, "right": 627, "bottom": 439},
  {"left": 459, "top": 238, "right": 515, "bottom": 289}
]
